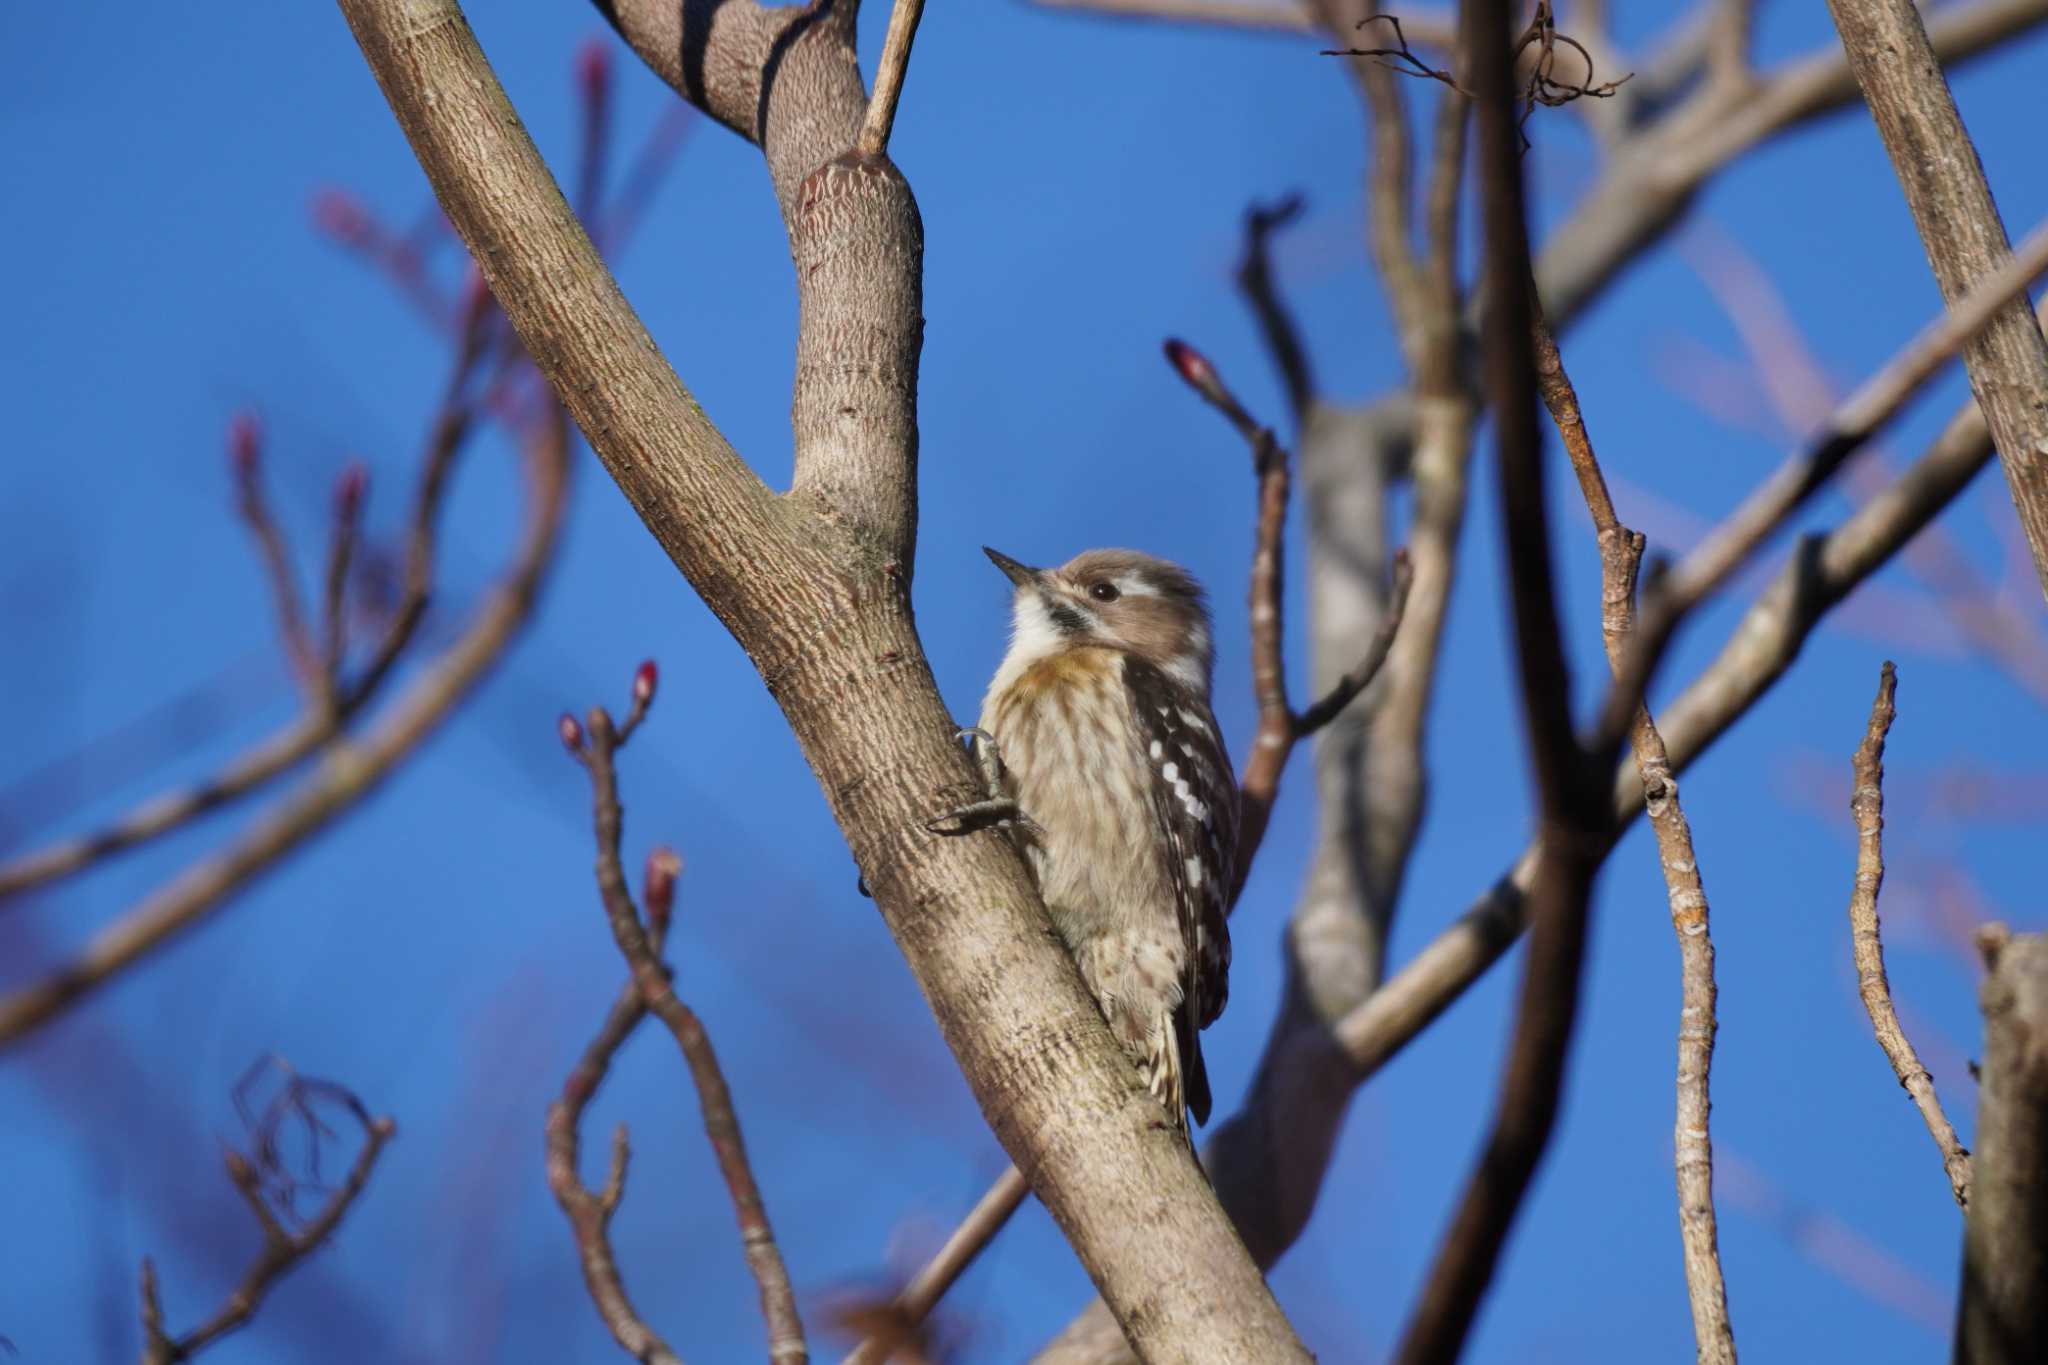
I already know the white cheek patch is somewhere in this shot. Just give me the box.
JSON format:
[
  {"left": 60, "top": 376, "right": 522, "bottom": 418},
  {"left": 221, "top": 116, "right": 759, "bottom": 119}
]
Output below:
[{"left": 1008, "top": 592, "right": 1068, "bottom": 663}]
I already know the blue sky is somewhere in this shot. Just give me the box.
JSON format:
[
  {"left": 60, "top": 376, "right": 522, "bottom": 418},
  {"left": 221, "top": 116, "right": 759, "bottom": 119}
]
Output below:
[{"left": 4, "top": 2, "right": 2045, "bottom": 1361}]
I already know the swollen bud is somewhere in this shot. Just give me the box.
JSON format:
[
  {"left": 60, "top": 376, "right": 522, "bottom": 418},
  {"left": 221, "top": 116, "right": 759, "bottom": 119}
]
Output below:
[
  {"left": 575, "top": 39, "right": 612, "bottom": 104},
  {"left": 227, "top": 412, "right": 263, "bottom": 485},
  {"left": 632, "top": 659, "right": 658, "bottom": 707},
  {"left": 1163, "top": 338, "right": 1215, "bottom": 391},
  {"left": 333, "top": 463, "right": 368, "bottom": 522},
  {"left": 309, "top": 188, "right": 374, "bottom": 248},
  {"left": 557, "top": 712, "right": 585, "bottom": 753},
  {"left": 644, "top": 847, "right": 682, "bottom": 930}
]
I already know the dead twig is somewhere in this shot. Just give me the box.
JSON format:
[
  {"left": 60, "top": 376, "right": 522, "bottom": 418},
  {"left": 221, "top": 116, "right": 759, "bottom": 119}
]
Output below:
[
  {"left": 139, "top": 1064, "right": 395, "bottom": 1363},
  {"left": 1533, "top": 300, "right": 1736, "bottom": 1365},
  {"left": 1848, "top": 662, "right": 1973, "bottom": 1208},
  {"left": 559, "top": 662, "right": 807, "bottom": 1365},
  {"left": 1163, "top": 338, "right": 1414, "bottom": 891}
]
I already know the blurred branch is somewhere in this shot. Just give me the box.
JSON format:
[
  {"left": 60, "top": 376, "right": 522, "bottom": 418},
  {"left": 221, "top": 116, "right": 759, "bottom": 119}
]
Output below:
[
  {"left": 1533, "top": 302, "right": 1736, "bottom": 1364},
  {"left": 0, "top": 400, "right": 571, "bottom": 1047},
  {"left": 1391, "top": 4, "right": 1613, "bottom": 1358},
  {"left": 0, "top": 260, "right": 497, "bottom": 905},
  {"left": 1825, "top": 0, "right": 2048, "bottom": 601},
  {"left": 1235, "top": 196, "right": 1315, "bottom": 422},
  {"left": 227, "top": 415, "right": 319, "bottom": 692},
  {"left": 1957, "top": 927, "right": 2048, "bottom": 1362},
  {"left": 1037, "top": 0, "right": 1455, "bottom": 44},
  {"left": 139, "top": 1068, "right": 395, "bottom": 1363},
  {"left": 1848, "top": 664, "right": 1973, "bottom": 1209},
  {"left": 844, "top": 1166, "right": 1031, "bottom": 1365},
  {"left": 546, "top": 837, "right": 688, "bottom": 1365},
  {"left": 559, "top": 664, "right": 807, "bottom": 1364}
]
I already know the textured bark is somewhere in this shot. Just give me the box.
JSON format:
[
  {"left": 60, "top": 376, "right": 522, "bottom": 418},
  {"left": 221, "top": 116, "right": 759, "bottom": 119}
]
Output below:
[
  {"left": 336, "top": 2, "right": 1308, "bottom": 1359},
  {"left": 1825, "top": 0, "right": 2048, "bottom": 601},
  {"left": 1956, "top": 931, "right": 2048, "bottom": 1364}
]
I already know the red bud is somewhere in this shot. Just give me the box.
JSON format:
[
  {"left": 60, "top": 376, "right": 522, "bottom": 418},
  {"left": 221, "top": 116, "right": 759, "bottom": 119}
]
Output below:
[
  {"left": 557, "top": 712, "right": 585, "bottom": 753},
  {"left": 309, "top": 188, "right": 375, "bottom": 248},
  {"left": 644, "top": 847, "right": 682, "bottom": 928},
  {"left": 575, "top": 39, "right": 612, "bottom": 102},
  {"left": 632, "top": 660, "right": 658, "bottom": 706},
  {"left": 1163, "top": 338, "right": 1213, "bottom": 389},
  {"left": 333, "top": 463, "right": 367, "bottom": 522},
  {"left": 227, "top": 412, "right": 262, "bottom": 483}
]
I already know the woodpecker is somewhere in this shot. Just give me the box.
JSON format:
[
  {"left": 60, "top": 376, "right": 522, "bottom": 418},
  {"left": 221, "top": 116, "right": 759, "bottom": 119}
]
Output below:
[{"left": 958, "top": 546, "right": 1236, "bottom": 1134}]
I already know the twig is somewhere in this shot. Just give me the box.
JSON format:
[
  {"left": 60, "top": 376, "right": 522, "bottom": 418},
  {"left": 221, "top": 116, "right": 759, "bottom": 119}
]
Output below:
[
  {"left": 1957, "top": 926, "right": 2048, "bottom": 1362},
  {"left": 1532, "top": 301, "right": 1736, "bottom": 1365},
  {"left": 227, "top": 414, "right": 319, "bottom": 692},
  {"left": 858, "top": 0, "right": 927, "bottom": 157},
  {"left": 0, "top": 210, "right": 505, "bottom": 906},
  {"left": 1162, "top": 338, "right": 1413, "bottom": 890},
  {"left": 562, "top": 665, "right": 808, "bottom": 1365},
  {"left": 139, "top": 1069, "right": 395, "bottom": 1363},
  {"left": 1036, "top": 0, "right": 1457, "bottom": 43},
  {"left": 1847, "top": 662, "right": 1973, "bottom": 1209},
  {"left": 0, "top": 401, "right": 572, "bottom": 1046},
  {"left": 318, "top": 464, "right": 366, "bottom": 715},
  {"left": 1391, "top": 4, "right": 1611, "bottom": 1357},
  {"left": 1235, "top": 196, "right": 1314, "bottom": 422},
  {"left": 843, "top": 1165, "right": 1031, "bottom": 1365},
  {"left": 546, "top": 845, "right": 686, "bottom": 1365}
]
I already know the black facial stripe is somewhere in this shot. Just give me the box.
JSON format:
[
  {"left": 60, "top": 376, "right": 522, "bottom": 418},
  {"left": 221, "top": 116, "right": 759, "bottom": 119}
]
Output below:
[{"left": 1047, "top": 601, "right": 1089, "bottom": 635}]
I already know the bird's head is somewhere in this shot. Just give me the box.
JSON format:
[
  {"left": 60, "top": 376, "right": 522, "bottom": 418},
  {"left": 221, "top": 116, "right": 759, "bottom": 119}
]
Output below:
[{"left": 983, "top": 546, "right": 1214, "bottom": 693}]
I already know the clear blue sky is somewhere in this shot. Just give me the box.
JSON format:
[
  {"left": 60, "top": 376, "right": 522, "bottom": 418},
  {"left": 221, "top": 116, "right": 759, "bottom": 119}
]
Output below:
[{"left": 4, "top": 3, "right": 2045, "bottom": 1361}]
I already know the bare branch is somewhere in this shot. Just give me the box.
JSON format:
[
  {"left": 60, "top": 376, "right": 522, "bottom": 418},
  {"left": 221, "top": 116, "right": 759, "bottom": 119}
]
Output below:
[
  {"left": 1037, "top": 0, "right": 1456, "bottom": 45},
  {"left": 564, "top": 670, "right": 807, "bottom": 1364},
  {"left": 1391, "top": 6, "right": 1612, "bottom": 1358},
  {"left": 0, "top": 273, "right": 503, "bottom": 905},
  {"left": 1708, "top": 0, "right": 1757, "bottom": 86},
  {"left": 1825, "top": 0, "right": 2048, "bottom": 601},
  {"left": 1163, "top": 338, "right": 1412, "bottom": 885},
  {"left": 1957, "top": 927, "right": 2048, "bottom": 1362},
  {"left": 140, "top": 1071, "right": 395, "bottom": 1363},
  {"left": 1533, "top": 303, "right": 1736, "bottom": 1365},
  {"left": 1848, "top": 663, "right": 1973, "bottom": 1209},
  {"left": 547, "top": 843, "right": 688, "bottom": 1365},
  {"left": 227, "top": 414, "right": 319, "bottom": 691},
  {"left": 399, "top": 1, "right": 1313, "bottom": 1354},
  {"left": 1235, "top": 196, "right": 1315, "bottom": 422},
  {"left": 0, "top": 402, "right": 572, "bottom": 1046},
  {"left": 859, "top": 0, "right": 927, "bottom": 158}
]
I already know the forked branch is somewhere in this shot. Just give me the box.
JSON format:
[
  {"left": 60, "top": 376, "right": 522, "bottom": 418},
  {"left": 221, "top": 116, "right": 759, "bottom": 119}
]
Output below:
[
  {"left": 558, "top": 662, "right": 807, "bottom": 1365},
  {"left": 139, "top": 1066, "right": 395, "bottom": 1364}
]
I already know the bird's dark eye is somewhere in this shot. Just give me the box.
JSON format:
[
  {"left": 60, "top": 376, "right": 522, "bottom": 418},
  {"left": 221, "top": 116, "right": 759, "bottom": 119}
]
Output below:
[{"left": 1089, "top": 582, "right": 1120, "bottom": 603}]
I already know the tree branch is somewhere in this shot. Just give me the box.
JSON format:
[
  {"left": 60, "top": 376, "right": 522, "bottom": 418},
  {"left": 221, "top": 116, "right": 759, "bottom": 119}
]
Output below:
[
  {"left": 1824, "top": 0, "right": 2048, "bottom": 601},
  {"left": 139, "top": 1071, "right": 395, "bottom": 1363},
  {"left": 558, "top": 669, "right": 805, "bottom": 1363},
  {"left": 859, "top": 0, "right": 927, "bottom": 158},
  {"left": 1956, "top": 926, "right": 2048, "bottom": 1363},
  {"left": 0, "top": 399, "right": 572, "bottom": 1046},
  {"left": 1391, "top": 6, "right": 1614, "bottom": 1359},
  {"left": 1533, "top": 301, "right": 1736, "bottom": 1365},
  {"left": 357, "top": 2, "right": 1310, "bottom": 1357},
  {"left": 1848, "top": 662, "right": 1973, "bottom": 1209}
]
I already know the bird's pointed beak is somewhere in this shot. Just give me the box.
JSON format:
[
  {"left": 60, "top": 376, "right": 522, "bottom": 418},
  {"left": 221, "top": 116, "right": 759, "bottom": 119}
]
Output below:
[{"left": 982, "top": 546, "right": 1042, "bottom": 588}]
